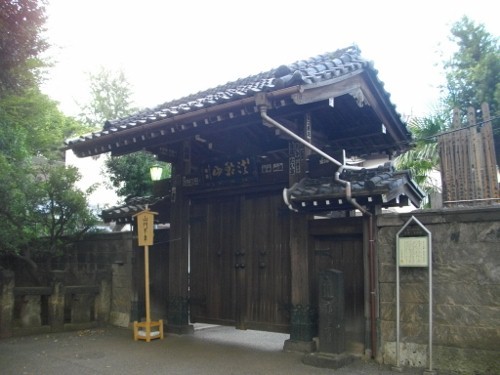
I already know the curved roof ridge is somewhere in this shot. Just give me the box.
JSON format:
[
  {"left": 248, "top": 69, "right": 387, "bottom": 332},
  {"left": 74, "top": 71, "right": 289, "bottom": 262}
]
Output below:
[
  {"left": 67, "top": 45, "right": 403, "bottom": 148},
  {"left": 101, "top": 46, "right": 367, "bottom": 130}
]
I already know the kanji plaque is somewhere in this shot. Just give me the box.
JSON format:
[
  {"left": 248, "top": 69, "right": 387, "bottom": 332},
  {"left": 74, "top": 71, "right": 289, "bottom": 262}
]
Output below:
[{"left": 135, "top": 210, "right": 156, "bottom": 246}]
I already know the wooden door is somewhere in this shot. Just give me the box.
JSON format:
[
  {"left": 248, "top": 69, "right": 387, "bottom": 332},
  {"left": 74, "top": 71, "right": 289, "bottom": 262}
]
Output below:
[
  {"left": 240, "top": 193, "right": 291, "bottom": 333},
  {"left": 190, "top": 197, "right": 239, "bottom": 326},
  {"left": 312, "top": 229, "right": 365, "bottom": 354},
  {"left": 189, "top": 192, "right": 291, "bottom": 332}
]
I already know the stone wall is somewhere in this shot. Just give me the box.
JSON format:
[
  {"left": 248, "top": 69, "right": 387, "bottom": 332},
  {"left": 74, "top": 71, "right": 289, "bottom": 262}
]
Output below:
[
  {"left": 73, "top": 231, "right": 135, "bottom": 328},
  {"left": 0, "top": 231, "right": 137, "bottom": 337},
  {"left": 377, "top": 206, "right": 500, "bottom": 374},
  {"left": 0, "top": 228, "right": 171, "bottom": 338}
]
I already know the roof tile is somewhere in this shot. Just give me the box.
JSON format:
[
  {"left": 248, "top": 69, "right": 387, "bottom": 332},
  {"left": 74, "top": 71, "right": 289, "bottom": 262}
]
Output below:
[{"left": 66, "top": 45, "right": 393, "bottom": 147}]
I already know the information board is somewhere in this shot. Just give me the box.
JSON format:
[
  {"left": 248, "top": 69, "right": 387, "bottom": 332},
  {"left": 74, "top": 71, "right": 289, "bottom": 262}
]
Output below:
[{"left": 398, "top": 236, "right": 428, "bottom": 267}]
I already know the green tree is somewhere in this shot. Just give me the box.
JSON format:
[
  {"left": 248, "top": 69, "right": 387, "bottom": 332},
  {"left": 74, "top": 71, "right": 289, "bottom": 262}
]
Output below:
[
  {"left": 444, "top": 16, "right": 499, "bottom": 161},
  {"left": 0, "top": 0, "right": 96, "bottom": 273},
  {"left": 79, "top": 67, "right": 171, "bottom": 198},
  {"left": 0, "top": 0, "right": 49, "bottom": 96},
  {"left": 0, "top": 92, "right": 97, "bottom": 270},
  {"left": 0, "top": 89, "right": 83, "bottom": 159},
  {"left": 105, "top": 153, "right": 171, "bottom": 198},
  {"left": 0, "top": 157, "right": 96, "bottom": 269},
  {"left": 394, "top": 110, "right": 448, "bottom": 204},
  {"left": 78, "top": 67, "right": 136, "bottom": 129},
  {"left": 444, "top": 16, "right": 499, "bottom": 116},
  {"left": 395, "top": 17, "right": 499, "bottom": 204},
  {"left": 31, "top": 160, "right": 96, "bottom": 251}
]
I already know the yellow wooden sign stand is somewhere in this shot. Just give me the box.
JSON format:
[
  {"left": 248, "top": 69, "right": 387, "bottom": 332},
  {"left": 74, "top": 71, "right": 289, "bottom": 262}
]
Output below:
[{"left": 132, "top": 207, "right": 164, "bottom": 342}]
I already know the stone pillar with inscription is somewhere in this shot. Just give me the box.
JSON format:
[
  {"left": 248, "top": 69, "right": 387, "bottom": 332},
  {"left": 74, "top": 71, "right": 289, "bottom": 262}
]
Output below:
[
  {"left": 303, "top": 269, "right": 354, "bottom": 369},
  {"left": 319, "top": 269, "right": 345, "bottom": 354}
]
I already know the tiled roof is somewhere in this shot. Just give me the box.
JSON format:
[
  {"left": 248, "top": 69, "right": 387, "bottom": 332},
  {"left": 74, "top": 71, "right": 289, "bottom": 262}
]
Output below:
[
  {"left": 100, "top": 196, "right": 166, "bottom": 224},
  {"left": 284, "top": 164, "right": 425, "bottom": 212},
  {"left": 66, "top": 45, "right": 390, "bottom": 148}
]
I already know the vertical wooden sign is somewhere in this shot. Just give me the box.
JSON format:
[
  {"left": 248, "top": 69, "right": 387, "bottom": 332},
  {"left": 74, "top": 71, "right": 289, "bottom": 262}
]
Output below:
[
  {"left": 136, "top": 210, "right": 155, "bottom": 246},
  {"left": 132, "top": 207, "right": 163, "bottom": 342}
]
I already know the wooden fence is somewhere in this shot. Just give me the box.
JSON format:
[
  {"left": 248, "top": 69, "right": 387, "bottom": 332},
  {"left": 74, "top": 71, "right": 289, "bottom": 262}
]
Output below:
[{"left": 438, "top": 103, "right": 499, "bottom": 206}]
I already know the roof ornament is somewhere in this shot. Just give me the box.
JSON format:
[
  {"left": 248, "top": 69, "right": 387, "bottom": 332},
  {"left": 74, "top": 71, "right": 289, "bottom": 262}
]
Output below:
[{"left": 349, "top": 87, "right": 367, "bottom": 107}]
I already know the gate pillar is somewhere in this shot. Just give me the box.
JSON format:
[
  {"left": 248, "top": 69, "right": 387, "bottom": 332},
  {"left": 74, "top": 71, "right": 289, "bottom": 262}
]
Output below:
[
  {"left": 167, "top": 159, "right": 193, "bottom": 334},
  {"left": 284, "top": 213, "right": 317, "bottom": 352},
  {"left": 284, "top": 135, "right": 316, "bottom": 352}
]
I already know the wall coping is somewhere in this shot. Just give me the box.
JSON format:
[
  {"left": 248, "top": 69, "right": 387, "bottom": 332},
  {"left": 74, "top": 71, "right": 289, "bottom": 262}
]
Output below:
[{"left": 377, "top": 205, "right": 500, "bottom": 227}]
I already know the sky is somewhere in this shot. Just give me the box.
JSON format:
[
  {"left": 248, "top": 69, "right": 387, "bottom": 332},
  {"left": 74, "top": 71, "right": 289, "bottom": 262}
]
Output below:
[{"left": 41, "top": 0, "right": 500, "bottom": 121}]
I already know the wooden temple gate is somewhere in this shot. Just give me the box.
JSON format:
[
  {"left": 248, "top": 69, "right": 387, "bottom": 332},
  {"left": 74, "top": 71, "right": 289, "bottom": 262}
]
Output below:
[
  {"left": 188, "top": 191, "right": 367, "bottom": 352},
  {"left": 68, "top": 47, "right": 425, "bottom": 355}
]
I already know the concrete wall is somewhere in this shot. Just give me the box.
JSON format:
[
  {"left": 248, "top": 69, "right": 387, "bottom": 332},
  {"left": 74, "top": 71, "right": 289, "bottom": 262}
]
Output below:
[{"left": 377, "top": 206, "right": 500, "bottom": 374}]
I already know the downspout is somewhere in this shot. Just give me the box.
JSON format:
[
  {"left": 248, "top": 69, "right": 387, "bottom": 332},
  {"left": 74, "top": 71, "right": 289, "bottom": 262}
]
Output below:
[
  {"left": 368, "top": 214, "right": 377, "bottom": 358},
  {"left": 259, "top": 105, "right": 378, "bottom": 358},
  {"left": 259, "top": 105, "right": 369, "bottom": 215}
]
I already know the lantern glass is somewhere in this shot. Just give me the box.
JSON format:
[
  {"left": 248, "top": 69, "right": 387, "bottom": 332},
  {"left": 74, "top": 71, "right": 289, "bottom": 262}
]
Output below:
[{"left": 150, "top": 164, "right": 163, "bottom": 181}]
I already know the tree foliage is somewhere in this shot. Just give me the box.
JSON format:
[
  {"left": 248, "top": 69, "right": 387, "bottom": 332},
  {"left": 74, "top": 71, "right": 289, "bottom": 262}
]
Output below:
[
  {"left": 0, "top": 89, "right": 82, "bottom": 159},
  {"left": 394, "top": 111, "right": 448, "bottom": 197},
  {"left": 0, "top": 158, "right": 96, "bottom": 261},
  {"left": 444, "top": 16, "right": 500, "bottom": 162},
  {"left": 0, "top": 92, "right": 97, "bottom": 268},
  {"left": 78, "top": 67, "right": 136, "bottom": 129},
  {"left": 0, "top": 0, "right": 49, "bottom": 96},
  {"left": 105, "top": 152, "right": 171, "bottom": 198},
  {"left": 78, "top": 67, "right": 171, "bottom": 198},
  {"left": 0, "top": 1, "right": 96, "bottom": 270},
  {"left": 395, "top": 17, "right": 499, "bottom": 205},
  {"left": 444, "top": 16, "right": 499, "bottom": 116}
]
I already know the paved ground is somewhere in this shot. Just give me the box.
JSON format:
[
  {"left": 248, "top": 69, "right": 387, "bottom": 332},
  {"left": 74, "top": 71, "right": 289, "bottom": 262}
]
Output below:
[{"left": 0, "top": 325, "right": 424, "bottom": 375}]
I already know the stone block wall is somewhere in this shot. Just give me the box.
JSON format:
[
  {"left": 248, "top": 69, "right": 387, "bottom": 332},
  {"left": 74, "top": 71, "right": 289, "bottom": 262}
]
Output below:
[
  {"left": 377, "top": 206, "right": 500, "bottom": 374},
  {"left": 0, "top": 231, "right": 136, "bottom": 337},
  {"left": 0, "top": 229, "right": 171, "bottom": 337},
  {"left": 74, "top": 232, "right": 135, "bottom": 327}
]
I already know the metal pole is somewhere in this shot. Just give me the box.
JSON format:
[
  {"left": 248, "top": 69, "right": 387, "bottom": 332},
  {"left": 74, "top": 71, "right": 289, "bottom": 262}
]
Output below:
[
  {"left": 393, "top": 237, "right": 402, "bottom": 372},
  {"left": 425, "top": 232, "right": 435, "bottom": 374}
]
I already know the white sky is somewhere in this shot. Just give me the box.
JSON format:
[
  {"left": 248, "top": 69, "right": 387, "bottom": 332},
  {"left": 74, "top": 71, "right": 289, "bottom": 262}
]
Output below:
[
  {"left": 40, "top": 0, "right": 499, "bottom": 209},
  {"left": 42, "top": 0, "right": 499, "bottom": 121}
]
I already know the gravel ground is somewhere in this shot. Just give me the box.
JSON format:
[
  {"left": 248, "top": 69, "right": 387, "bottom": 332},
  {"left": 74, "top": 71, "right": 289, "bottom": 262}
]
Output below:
[{"left": 0, "top": 325, "right": 425, "bottom": 375}]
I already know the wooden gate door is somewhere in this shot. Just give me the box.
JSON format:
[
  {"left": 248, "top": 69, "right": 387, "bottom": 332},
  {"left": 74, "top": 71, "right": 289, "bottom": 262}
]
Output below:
[
  {"left": 190, "top": 197, "right": 240, "bottom": 326},
  {"left": 240, "top": 192, "right": 291, "bottom": 333},
  {"left": 190, "top": 192, "right": 291, "bottom": 332},
  {"left": 311, "top": 219, "right": 365, "bottom": 354}
]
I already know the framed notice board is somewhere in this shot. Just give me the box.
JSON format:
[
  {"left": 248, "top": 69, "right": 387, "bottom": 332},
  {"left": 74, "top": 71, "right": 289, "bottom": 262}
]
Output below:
[{"left": 398, "top": 236, "right": 429, "bottom": 267}]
